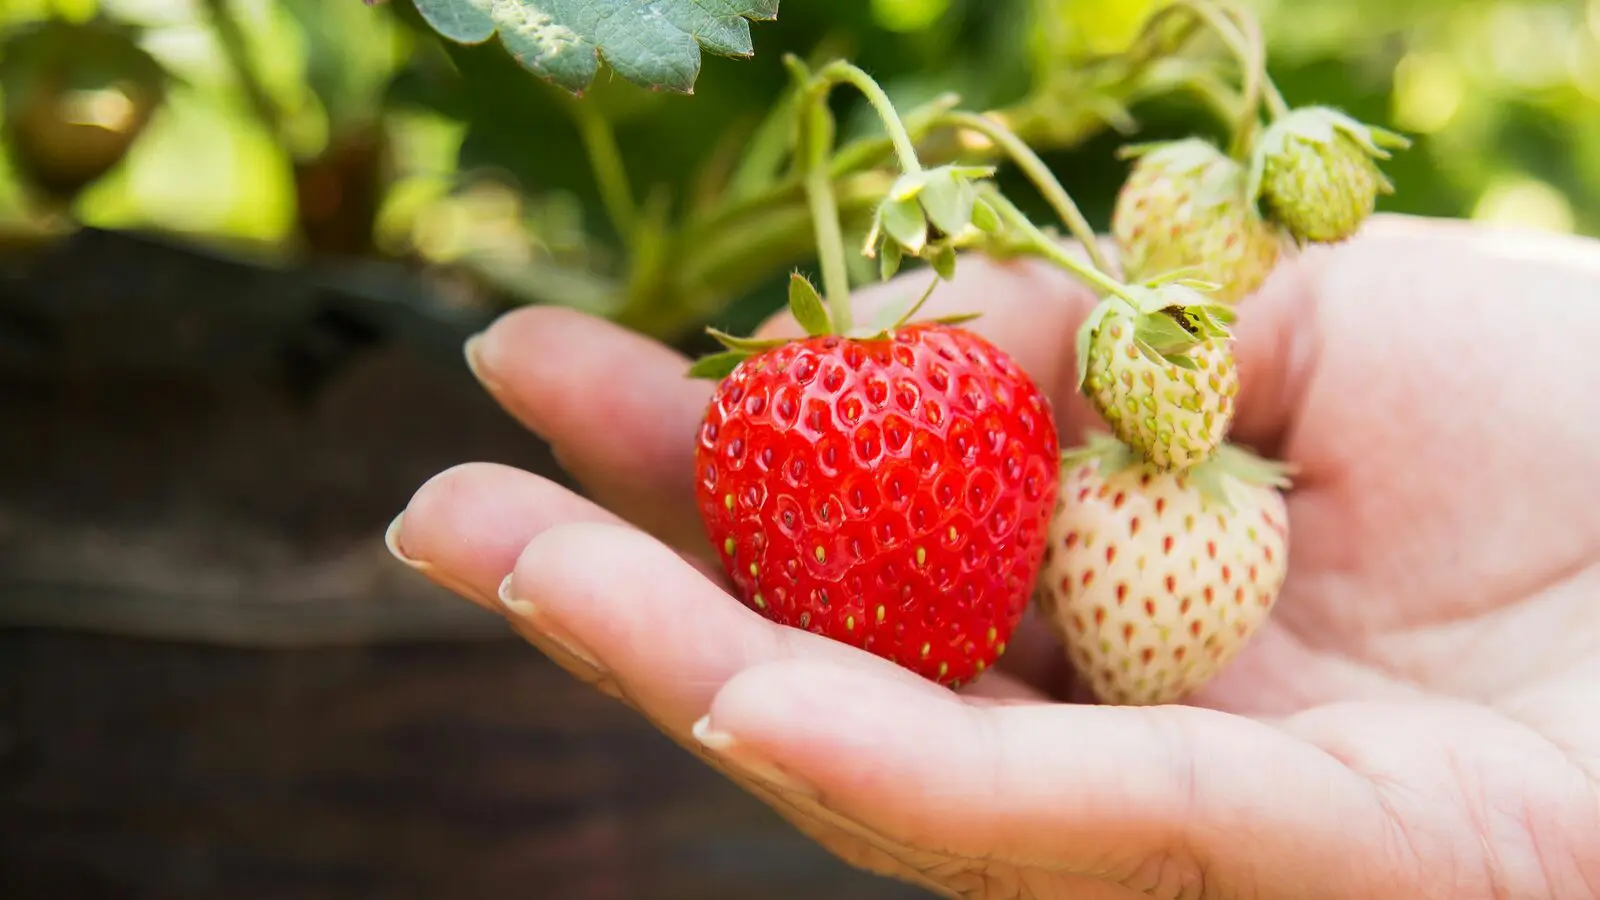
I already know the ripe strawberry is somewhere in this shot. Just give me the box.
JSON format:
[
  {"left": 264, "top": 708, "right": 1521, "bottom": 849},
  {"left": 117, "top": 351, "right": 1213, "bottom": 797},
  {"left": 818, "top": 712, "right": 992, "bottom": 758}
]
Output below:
[
  {"left": 1036, "top": 436, "right": 1291, "bottom": 705},
  {"left": 1248, "top": 106, "right": 1411, "bottom": 244},
  {"left": 1110, "top": 138, "right": 1283, "bottom": 304},
  {"left": 1076, "top": 284, "right": 1239, "bottom": 471},
  {"left": 692, "top": 278, "right": 1061, "bottom": 687}
]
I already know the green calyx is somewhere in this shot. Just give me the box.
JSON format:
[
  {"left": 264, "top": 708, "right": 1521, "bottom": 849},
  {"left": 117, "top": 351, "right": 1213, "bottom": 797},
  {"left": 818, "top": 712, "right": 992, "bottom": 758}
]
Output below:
[
  {"left": 864, "top": 164, "right": 1003, "bottom": 282},
  {"left": 1120, "top": 137, "right": 1261, "bottom": 219},
  {"left": 686, "top": 272, "right": 979, "bottom": 380},
  {"left": 1074, "top": 282, "right": 1236, "bottom": 390},
  {"left": 1247, "top": 106, "right": 1411, "bottom": 243},
  {"left": 688, "top": 57, "right": 996, "bottom": 383},
  {"left": 1061, "top": 432, "right": 1297, "bottom": 511}
]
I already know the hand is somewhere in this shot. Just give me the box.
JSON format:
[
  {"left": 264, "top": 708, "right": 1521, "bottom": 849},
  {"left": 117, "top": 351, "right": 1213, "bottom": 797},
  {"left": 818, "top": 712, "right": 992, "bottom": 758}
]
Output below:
[{"left": 388, "top": 215, "right": 1600, "bottom": 899}]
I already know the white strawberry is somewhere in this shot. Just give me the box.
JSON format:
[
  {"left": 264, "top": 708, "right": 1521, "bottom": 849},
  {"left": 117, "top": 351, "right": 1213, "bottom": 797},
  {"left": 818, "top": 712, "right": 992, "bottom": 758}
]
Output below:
[{"left": 1036, "top": 434, "right": 1292, "bottom": 706}]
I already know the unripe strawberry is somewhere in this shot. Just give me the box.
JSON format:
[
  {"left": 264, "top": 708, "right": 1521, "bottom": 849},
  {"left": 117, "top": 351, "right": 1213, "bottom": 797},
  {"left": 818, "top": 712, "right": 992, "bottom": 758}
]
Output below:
[
  {"left": 1076, "top": 285, "right": 1238, "bottom": 472},
  {"left": 1111, "top": 138, "right": 1282, "bottom": 304},
  {"left": 1037, "top": 436, "right": 1291, "bottom": 706},
  {"left": 1248, "top": 107, "right": 1411, "bottom": 244}
]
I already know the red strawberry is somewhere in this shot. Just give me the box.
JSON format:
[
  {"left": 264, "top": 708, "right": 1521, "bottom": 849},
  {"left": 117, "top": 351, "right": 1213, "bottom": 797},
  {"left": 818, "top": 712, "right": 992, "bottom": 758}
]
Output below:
[{"left": 693, "top": 289, "right": 1061, "bottom": 688}]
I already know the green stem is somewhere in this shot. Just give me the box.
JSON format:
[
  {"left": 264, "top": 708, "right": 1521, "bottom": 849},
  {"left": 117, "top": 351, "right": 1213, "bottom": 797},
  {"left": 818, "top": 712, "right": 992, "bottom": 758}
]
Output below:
[
  {"left": 568, "top": 101, "right": 639, "bottom": 247},
  {"left": 986, "top": 190, "right": 1133, "bottom": 301},
  {"left": 936, "top": 110, "right": 1114, "bottom": 275},
  {"left": 200, "top": 0, "right": 284, "bottom": 142},
  {"left": 817, "top": 61, "right": 924, "bottom": 175},
  {"left": 1216, "top": 2, "right": 1291, "bottom": 119},
  {"left": 1177, "top": 68, "right": 1247, "bottom": 130},
  {"left": 796, "top": 81, "right": 855, "bottom": 333},
  {"left": 896, "top": 273, "right": 942, "bottom": 325},
  {"left": 1169, "top": 0, "right": 1265, "bottom": 158}
]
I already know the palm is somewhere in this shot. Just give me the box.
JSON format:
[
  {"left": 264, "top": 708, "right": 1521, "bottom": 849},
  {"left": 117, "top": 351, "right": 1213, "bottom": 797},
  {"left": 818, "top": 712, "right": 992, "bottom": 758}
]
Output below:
[{"left": 394, "top": 217, "right": 1600, "bottom": 898}]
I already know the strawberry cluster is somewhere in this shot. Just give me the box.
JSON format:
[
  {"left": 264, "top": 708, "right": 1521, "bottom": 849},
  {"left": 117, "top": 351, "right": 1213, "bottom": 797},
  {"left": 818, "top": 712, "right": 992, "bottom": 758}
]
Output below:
[{"left": 687, "top": 3, "right": 1406, "bottom": 703}]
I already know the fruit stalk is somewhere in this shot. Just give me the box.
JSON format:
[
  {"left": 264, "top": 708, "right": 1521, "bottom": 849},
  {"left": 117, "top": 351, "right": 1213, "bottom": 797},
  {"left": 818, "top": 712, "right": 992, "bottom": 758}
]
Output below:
[
  {"left": 935, "top": 110, "right": 1114, "bottom": 276},
  {"left": 982, "top": 190, "right": 1132, "bottom": 300},
  {"left": 815, "top": 61, "right": 926, "bottom": 176},
  {"left": 787, "top": 59, "right": 856, "bottom": 331}
]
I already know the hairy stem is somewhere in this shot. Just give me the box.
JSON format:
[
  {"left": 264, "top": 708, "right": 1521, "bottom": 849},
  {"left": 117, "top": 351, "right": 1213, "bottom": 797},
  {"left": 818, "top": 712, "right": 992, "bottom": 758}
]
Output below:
[
  {"left": 937, "top": 110, "right": 1114, "bottom": 274},
  {"left": 986, "top": 190, "right": 1132, "bottom": 301},
  {"left": 568, "top": 101, "right": 639, "bottom": 247},
  {"left": 795, "top": 77, "right": 855, "bottom": 333},
  {"left": 1166, "top": 0, "right": 1267, "bottom": 158},
  {"left": 817, "top": 61, "right": 925, "bottom": 175},
  {"left": 1217, "top": 2, "right": 1291, "bottom": 119}
]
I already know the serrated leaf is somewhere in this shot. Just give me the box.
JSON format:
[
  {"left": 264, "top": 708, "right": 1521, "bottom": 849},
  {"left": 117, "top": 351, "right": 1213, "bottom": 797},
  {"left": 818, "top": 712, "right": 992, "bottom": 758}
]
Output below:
[
  {"left": 788, "top": 273, "right": 833, "bottom": 336},
  {"left": 687, "top": 350, "right": 749, "bottom": 379},
  {"left": 410, "top": 0, "right": 779, "bottom": 96},
  {"left": 881, "top": 197, "right": 929, "bottom": 255}
]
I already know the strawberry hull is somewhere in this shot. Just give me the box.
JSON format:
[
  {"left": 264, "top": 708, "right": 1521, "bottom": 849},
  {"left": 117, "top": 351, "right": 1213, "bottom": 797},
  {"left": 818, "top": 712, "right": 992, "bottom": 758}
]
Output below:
[{"left": 694, "top": 324, "right": 1060, "bottom": 687}]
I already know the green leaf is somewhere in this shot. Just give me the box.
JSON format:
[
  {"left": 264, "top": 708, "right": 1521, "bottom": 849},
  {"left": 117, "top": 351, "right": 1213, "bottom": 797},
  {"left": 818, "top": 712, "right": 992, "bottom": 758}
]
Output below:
[
  {"left": 970, "top": 197, "right": 1002, "bottom": 233},
  {"left": 881, "top": 197, "right": 929, "bottom": 254},
  {"left": 706, "top": 328, "right": 788, "bottom": 353},
  {"left": 410, "top": 0, "right": 780, "bottom": 96},
  {"left": 1136, "top": 311, "right": 1201, "bottom": 354},
  {"left": 879, "top": 240, "right": 904, "bottom": 281},
  {"left": 928, "top": 311, "right": 982, "bottom": 327},
  {"left": 1075, "top": 304, "right": 1113, "bottom": 388},
  {"left": 687, "top": 350, "right": 749, "bottom": 379},
  {"left": 919, "top": 171, "right": 976, "bottom": 237},
  {"left": 788, "top": 273, "right": 833, "bottom": 336},
  {"left": 931, "top": 244, "right": 957, "bottom": 280}
]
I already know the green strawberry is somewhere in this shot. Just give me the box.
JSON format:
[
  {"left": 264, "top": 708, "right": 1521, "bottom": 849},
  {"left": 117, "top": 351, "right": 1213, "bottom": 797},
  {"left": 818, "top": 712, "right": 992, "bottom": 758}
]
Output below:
[
  {"left": 1076, "top": 284, "right": 1238, "bottom": 472},
  {"left": 1036, "top": 435, "right": 1292, "bottom": 706},
  {"left": 1248, "top": 106, "right": 1411, "bottom": 244},
  {"left": 1110, "top": 138, "right": 1283, "bottom": 305}
]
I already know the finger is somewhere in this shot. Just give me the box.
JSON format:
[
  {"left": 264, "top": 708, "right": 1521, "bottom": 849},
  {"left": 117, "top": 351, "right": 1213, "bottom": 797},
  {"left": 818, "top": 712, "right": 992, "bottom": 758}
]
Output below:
[
  {"left": 467, "top": 305, "right": 714, "bottom": 553},
  {"left": 697, "top": 657, "right": 1396, "bottom": 893},
  {"left": 499, "top": 521, "right": 962, "bottom": 737},
  {"left": 392, "top": 461, "right": 635, "bottom": 605}
]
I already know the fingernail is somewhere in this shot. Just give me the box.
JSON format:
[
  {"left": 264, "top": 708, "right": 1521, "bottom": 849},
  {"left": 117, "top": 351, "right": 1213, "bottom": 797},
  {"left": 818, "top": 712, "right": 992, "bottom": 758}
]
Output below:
[
  {"left": 384, "top": 512, "right": 501, "bottom": 615},
  {"left": 463, "top": 333, "right": 502, "bottom": 394},
  {"left": 692, "top": 716, "right": 818, "bottom": 799},
  {"left": 384, "top": 512, "right": 417, "bottom": 565},
  {"left": 497, "top": 574, "right": 606, "bottom": 673}
]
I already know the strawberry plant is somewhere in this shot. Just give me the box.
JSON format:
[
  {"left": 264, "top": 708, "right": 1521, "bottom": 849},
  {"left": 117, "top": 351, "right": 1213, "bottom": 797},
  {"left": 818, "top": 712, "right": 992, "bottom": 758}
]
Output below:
[{"left": 384, "top": 0, "right": 1409, "bottom": 697}]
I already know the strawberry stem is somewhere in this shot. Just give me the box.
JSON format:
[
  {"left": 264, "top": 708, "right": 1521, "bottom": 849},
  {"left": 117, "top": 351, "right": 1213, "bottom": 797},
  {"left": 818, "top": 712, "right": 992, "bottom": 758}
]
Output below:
[
  {"left": 817, "top": 61, "right": 926, "bottom": 176},
  {"left": 568, "top": 99, "right": 639, "bottom": 249},
  {"left": 788, "top": 58, "right": 856, "bottom": 333},
  {"left": 935, "top": 110, "right": 1115, "bottom": 275},
  {"left": 985, "top": 190, "right": 1134, "bottom": 301},
  {"left": 1214, "top": 2, "right": 1291, "bottom": 120}
]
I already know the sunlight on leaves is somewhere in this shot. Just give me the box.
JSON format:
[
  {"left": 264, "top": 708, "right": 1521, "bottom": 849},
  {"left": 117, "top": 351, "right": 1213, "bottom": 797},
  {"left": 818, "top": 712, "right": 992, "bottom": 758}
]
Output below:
[{"left": 409, "top": 0, "right": 779, "bottom": 95}]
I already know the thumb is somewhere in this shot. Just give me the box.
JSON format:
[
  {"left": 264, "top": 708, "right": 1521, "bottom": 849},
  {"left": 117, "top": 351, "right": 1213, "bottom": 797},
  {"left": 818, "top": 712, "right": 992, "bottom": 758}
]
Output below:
[{"left": 695, "top": 658, "right": 1390, "bottom": 894}]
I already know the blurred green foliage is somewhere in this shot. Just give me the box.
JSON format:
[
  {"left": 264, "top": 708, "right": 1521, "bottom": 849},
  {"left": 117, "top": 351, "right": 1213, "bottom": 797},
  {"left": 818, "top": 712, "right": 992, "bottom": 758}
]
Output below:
[{"left": 2, "top": 0, "right": 1597, "bottom": 340}]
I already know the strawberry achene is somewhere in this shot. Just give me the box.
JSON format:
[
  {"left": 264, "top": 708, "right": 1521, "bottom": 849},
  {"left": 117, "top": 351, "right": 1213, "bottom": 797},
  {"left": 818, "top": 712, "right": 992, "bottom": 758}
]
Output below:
[{"left": 694, "top": 323, "right": 1060, "bottom": 687}]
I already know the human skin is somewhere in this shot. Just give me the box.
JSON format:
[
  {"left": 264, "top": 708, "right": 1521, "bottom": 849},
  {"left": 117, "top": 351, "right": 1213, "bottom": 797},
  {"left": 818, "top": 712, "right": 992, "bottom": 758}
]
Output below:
[{"left": 387, "top": 215, "right": 1600, "bottom": 899}]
